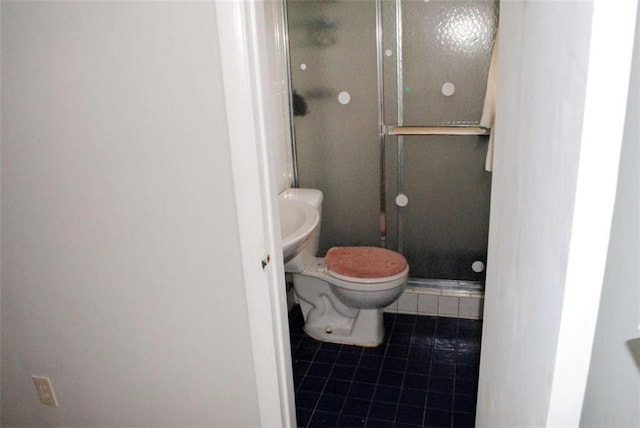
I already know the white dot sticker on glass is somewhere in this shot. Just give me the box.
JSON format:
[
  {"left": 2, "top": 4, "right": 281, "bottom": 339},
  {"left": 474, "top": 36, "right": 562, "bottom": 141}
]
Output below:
[
  {"left": 300, "top": 63, "right": 307, "bottom": 70},
  {"left": 471, "top": 261, "right": 485, "bottom": 273},
  {"left": 338, "top": 91, "right": 351, "bottom": 105},
  {"left": 385, "top": 49, "right": 393, "bottom": 57},
  {"left": 441, "top": 82, "right": 455, "bottom": 96},
  {"left": 395, "top": 193, "right": 409, "bottom": 207}
]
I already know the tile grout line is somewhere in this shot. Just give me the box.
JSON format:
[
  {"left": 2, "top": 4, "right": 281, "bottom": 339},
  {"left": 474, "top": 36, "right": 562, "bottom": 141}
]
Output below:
[
  {"left": 333, "top": 344, "right": 366, "bottom": 425},
  {"left": 363, "top": 314, "right": 396, "bottom": 425},
  {"left": 303, "top": 342, "right": 341, "bottom": 428},
  {"left": 393, "top": 318, "right": 421, "bottom": 427},
  {"left": 450, "top": 318, "right": 462, "bottom": 428}
]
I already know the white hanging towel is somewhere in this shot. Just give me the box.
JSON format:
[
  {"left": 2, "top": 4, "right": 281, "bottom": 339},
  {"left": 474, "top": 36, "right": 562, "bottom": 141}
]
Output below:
[{"left": 480, "top": 34, "right": 499, "bottom": 172}]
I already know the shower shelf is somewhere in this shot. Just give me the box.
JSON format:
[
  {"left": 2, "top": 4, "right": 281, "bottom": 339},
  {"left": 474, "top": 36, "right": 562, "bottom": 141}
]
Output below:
[{"left": 387, "top": 126, "right": 490, "bottom": 136}]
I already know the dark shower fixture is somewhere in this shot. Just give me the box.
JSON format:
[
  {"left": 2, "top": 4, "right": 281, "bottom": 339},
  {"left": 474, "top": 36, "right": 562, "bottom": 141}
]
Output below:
[
  {"left": 292, "top": 90, "right": 308, "bottom": 117},
  {"left": 305, "top": 16, "right": 338, "bottom": 47},
  {"left": 304, "top": 16, "right": 338, "bottom": 30}
]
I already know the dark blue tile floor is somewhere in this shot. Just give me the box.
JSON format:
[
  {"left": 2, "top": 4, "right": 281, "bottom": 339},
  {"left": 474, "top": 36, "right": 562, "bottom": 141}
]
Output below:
[{"left": 289, "top": 305, "right": 482, "bottom": 428}]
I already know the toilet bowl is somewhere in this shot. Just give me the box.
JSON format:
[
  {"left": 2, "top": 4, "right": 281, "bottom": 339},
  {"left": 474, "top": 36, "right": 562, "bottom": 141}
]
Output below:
[{"left": 280, "top": 188, "right": 409, "bottom": 347}]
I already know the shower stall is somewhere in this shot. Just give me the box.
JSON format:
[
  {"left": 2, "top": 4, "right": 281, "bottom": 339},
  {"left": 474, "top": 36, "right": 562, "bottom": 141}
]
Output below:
[{"left": 285, "top": 0, "right": 498, "bottom": 290}]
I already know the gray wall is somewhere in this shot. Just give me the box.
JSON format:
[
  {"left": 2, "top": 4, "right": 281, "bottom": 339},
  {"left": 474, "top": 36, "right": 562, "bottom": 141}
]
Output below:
[
  {"left": 1, "top": 2, "right": 261, "bottom": 426},
  {"left": 580, "top": 5, "right": 640, "bottom": 426}
]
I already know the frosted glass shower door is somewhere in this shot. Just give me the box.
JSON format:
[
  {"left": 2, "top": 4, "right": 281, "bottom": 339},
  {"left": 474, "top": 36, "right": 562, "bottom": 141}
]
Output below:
[
  {"left": 287, "top": 0, "right": 381, "bottom": 255},
  {"left": 383, "top": 0, "right": 498, "bottom": 281},
  {"left": 401, "top": 0, "right": 498, "bottom": 126},
  {"left": 400, "top": 136, "right": 492, "bottom": 281},
  {"left": 286, "top": 0, "right": 498, "bottom": 282}
]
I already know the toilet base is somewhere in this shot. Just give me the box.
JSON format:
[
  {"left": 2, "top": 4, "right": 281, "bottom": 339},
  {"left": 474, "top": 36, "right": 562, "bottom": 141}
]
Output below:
[
  {"left": 299, "top": 299, "right": 385, "bottom": 347},
  {"left": 292, "top": 258, "right": 405, "bottom": 348}
]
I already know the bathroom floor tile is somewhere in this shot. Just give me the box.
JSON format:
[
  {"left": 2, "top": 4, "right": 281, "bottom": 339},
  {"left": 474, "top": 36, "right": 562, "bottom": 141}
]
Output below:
[
  {"left": 373, "top": 385, "right": 402, "bottom": 403},
  {"left": 293, "top": 346, "right": 317, "bottom": 362},
  {"left": 378, "top": 369, "right": 405, "bottom": 387},
  {"left": 323, "top": 378, "right": 350, "bottom": 397},
  {"left": 307, "top": 410, "right": 339, "bottom": 428},
  {"left": 337, "top": 414, "right": 366, "bottom": 427},
  {"left": 315, "top": 394, "right": 346, "bottom": 413},
  {"left": 299, "top": 376, "right": 327, "bottom": 393},
  {"left": 431, "top": 362, "right": 456, "bottom": 379},
  {"left": 455, "top": 364, "right": 480, "bottom": 381},
  {"left": 330, "top": 364, "right": 357, "bottom": 381},
  {"left": 453, "top": 411, "right": 477, "bottom": 427},
  {"left": 424, "top": 409, "right": 453, "bottom": 427},
  {"left": 341, "top": 397, "right": 371, "bottom": 418},
  {"left": 307, "top": 362, "right": 333, "bottom": 378},
  {"left": 382, "top": 356, "right": 408, "bottom": 372},
  {"left": 336, "top": 350, "right": 362, "bottom": 366},
  {"left": 367, "top": 400, "right": 397, "bottom": 421},
  {"left": 399, "top": 387, "right": 427, "bottom": 408},
  {"left": 455, "top": 377, "right": 479, "bottom": 397},
  {"left": 429, "top": 376, "right": 456, "bottom": 394},
  {"left": 296, "top": 408, "right": 313, "bottom": 428},
  {"left": 296, "top": 390, "right": 320, "bottom": 409},
  {"left": 426, "top": 392, "right": 454, "bottom": 412},
  {"left": 395, "top": 404, "right": 426, "bottom": 426},
  {"left": 454, "top": 394, "right": 478, "bottom": 414},
  {"left": 347, "top": 382, "right": 376, "bottom": 400},
  {"left": 314, "top": 349, "right": 340, "bottom": 364},
  {"left": 290, "top": 305, "right": 482, "bottom": 427},
  {"left": 354, "top": 367, "right": 380, "bottom": 384},
  {"left": 406, "top": 358, "right": 431, "bottom": 375},
  {"left": 359, "top": 354, "right": 384, "bottom": 370},
  {"left": 403, "top": 374, "right": 430, "bottom": 391}
]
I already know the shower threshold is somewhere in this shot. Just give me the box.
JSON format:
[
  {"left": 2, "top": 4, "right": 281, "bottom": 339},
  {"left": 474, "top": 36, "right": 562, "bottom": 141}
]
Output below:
[{"left": 408, "top": 277, "right": 484, "bottom": 297}]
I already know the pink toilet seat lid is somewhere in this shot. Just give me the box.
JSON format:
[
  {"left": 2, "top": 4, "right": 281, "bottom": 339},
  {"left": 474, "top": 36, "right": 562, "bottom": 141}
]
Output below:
[{"left": 325, "top": 246, "right": 408, "bottom": 279}]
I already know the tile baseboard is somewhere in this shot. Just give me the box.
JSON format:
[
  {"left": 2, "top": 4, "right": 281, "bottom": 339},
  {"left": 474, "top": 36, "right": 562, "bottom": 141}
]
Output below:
[
  {"left": 385, "top": 286, "right": 484, "bottom": 319},
  {"left": 287, "top": 274, "right": 484, "bottom": 319}
]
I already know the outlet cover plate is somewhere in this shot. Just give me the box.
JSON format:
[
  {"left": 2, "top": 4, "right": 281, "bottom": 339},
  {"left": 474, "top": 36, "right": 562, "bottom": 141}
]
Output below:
[{"left": 32, "top": 376, "right": 58, "bottom": 406}]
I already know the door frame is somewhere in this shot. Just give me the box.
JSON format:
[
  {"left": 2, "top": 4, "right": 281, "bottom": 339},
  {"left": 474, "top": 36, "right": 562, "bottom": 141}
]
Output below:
[{"left": 216, "top": 1, "right": 296, "bottom": 427}]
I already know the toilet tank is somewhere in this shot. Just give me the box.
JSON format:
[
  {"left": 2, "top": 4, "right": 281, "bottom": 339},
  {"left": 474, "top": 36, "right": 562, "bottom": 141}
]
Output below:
[{"left": 279, "top": 188, "right": 323, "bottom": 272}]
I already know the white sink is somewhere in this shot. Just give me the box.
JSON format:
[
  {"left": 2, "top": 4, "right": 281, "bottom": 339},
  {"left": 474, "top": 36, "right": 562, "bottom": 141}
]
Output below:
[{"left": 279, "top": 198, "right": 319, "bottom": 262}]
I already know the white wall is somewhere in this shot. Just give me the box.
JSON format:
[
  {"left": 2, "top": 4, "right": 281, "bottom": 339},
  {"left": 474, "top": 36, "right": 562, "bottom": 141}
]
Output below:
[
  {"left": 477, "top": 2, "right": 593, "bottom": 424},
  {"left": 580, "top": 4, "right": 640, "bottom": 426},
  {"left": 477, "top": 1, "right": 637, "bottom": 426},
  {"left": 1, "top": 2, "right": 262, "bottom": 426}
]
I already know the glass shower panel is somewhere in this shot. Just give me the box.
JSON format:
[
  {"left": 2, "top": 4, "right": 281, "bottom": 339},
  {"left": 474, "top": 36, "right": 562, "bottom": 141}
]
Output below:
[
  {"left": 402, "top": 136, "right": 491, "bottom": 281},
  {"left": 286, "top": 0, "right": 497, "bottom": 281},
  {"left": 401, "top": 0, "right": 498, "bottom": 125},
  {"left": 287, "top": 0, "right": 380, "bottom": 255}
]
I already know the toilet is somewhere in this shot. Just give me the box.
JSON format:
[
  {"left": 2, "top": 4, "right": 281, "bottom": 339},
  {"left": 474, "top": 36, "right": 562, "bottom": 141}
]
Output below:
[{"left": 281, "top": 188, "right": 409, "bottom": 347}]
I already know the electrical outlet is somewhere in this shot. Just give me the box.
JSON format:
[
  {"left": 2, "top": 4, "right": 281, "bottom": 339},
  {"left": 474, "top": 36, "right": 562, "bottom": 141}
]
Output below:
[{"left": 32, "top": 376, "right": 58, "bottom": 406}]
